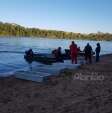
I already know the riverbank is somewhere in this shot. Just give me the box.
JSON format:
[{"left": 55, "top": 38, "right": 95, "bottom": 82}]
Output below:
[{"left": 0, "top": 54, "right": 112, "bottom": 113}]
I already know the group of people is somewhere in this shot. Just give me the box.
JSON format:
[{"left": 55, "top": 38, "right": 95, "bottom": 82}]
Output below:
[
  {"left": 52, "top": 41, "right": 101, "bottom": 64},
  {"left": 69, "top": 41, "right": 101, "bottom": 64},
  {"left": 26, "top": 41, "right": 101, "bottom": 64}
]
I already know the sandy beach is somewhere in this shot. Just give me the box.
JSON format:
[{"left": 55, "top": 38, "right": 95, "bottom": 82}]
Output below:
[{"left": 0, "top": 54, "right": 112, "bottom": 113}]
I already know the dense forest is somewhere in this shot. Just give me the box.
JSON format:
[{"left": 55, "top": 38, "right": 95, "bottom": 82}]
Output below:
[{"left": 0, "top": 22, "right": 112, "bottom": 41}]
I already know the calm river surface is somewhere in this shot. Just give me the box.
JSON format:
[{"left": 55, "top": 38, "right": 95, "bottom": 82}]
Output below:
[{"left": 0, "top": 37, "right": 112, "bottom": 75}]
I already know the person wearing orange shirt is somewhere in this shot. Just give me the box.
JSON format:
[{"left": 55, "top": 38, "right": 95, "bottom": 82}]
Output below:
[{"left": 69, "top": 41, "right": 78, "bottom": 64}]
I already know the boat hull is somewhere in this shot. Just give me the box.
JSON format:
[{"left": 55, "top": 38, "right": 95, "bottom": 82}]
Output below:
[{"left": 24, "top": 54, "right": 64, "bottom": 65}]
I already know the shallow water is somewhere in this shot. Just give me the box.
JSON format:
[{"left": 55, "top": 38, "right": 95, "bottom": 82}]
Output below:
[{"left": 0, "top": 37, "right": 112, "bottom": 76}]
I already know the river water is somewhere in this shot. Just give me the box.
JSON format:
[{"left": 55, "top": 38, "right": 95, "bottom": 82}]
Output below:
[{"left": 0, "top": 37, "right": 112, "bottom": 76}]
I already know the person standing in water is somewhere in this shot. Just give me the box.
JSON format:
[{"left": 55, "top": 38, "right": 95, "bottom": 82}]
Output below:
[
  {"left": 95, "top": 43, "right": 101, "bottom": 62},
  {"left": 84, "top": 43, "right": 93, "bottom": 64},
  {"left": 69, "top": 41, "right": 78, "bottom": 64},
  {"left": 52, "top": 47, "right": 63, "bottom": 62}
]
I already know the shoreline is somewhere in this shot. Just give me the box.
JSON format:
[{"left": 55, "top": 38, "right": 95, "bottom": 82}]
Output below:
[
  {"left": 1, "top": 36, "right": 112, "bottom": 41},
  {"left": 0, "top": 53, "right": 111, "bottom": 79},
  {"left": 0, "top": 53, "right": 112, "bottom": 113},
  {"left": 0, "top": 52, "right": 111, "bottom": 77}
]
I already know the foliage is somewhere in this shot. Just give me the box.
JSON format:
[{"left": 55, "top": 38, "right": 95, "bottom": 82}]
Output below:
[{"left": 0, "top": 22, "right": 112, "bottom": 41}]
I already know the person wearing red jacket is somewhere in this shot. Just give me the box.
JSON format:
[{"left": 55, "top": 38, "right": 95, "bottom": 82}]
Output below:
[{"left": 69, "top": 41, "right": 78, "bottom": 64}]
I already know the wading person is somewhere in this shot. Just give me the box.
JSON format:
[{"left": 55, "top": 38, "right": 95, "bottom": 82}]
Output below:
[
  {"left": 52, "top": 47, "right": 63, "bottom": 62},
  {"left": 84, "top": 43, "right": 93, "bottom": 64},
  {"left": 95, "top": 43, "right": 101, "bottom": 62},
  {"left": 69, "top": 41, "right": 78, "bottom": 64}
]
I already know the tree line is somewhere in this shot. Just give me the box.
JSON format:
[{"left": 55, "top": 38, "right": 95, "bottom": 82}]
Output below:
[{"left": 0, "top": 22, "right": 112, "bottom": 41}]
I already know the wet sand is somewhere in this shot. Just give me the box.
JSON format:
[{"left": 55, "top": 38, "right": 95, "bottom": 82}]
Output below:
[{"left": 0, "top": 54, "right": 112, "bottom": 113}]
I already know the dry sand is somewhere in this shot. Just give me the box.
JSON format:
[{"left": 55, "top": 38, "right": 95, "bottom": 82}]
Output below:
[{"left": 0, "top": 54, "right": 112, "bottom": 113}]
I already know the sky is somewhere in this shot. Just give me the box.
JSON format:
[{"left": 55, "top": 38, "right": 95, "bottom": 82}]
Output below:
[{"left": 0, "top": 0, "right": 112, "bottom": 33}]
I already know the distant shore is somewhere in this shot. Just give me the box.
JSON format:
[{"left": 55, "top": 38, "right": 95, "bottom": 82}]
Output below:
[
  {"left": 0, "top": 53, "right": 112, "bottom": 113},
  {"left": 0, "top": 22, "right": 112, "bottom": 41}
]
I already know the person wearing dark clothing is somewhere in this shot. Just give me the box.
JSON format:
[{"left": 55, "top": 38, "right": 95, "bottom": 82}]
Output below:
[
  {"left": 57, "top": 47, "right": 62, "bottom": 57},
  {"left": 52, "top": 47, "right": 63, "bottom": 62},
  {"left": 25, "top": 49, "right": 34, "bottom": 58},
  {"left": 69, "top": 41, "right": 78, "bottom": 64},
  {"left": 95, "top": 43, "right": 101, "bottom": 62},
  {"left": 84, "top": 43, "right": 93, "bottom": 64},
  {"left": 77, "top": 47, "right": 81, "bottom": 52},
  {"left": 24, "top": 49, "right": 34, "bottom": 66}
]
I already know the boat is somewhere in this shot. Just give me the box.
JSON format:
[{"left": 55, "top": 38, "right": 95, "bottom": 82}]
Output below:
[
  {"left": 24, "top": 49, "right": 95, "bottom": 65},
  {"left": 24, "top": 53, "right": 64, "bottom": 65}
]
